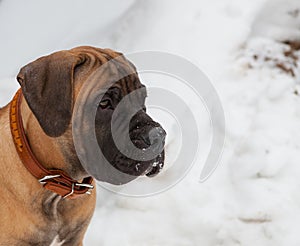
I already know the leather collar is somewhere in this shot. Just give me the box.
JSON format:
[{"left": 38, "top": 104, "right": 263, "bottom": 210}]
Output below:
[{"left": 9, "top": 89, "right": 94, "bottom": 199}]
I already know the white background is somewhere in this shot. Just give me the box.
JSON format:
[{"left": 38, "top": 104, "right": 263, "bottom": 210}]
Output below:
[{"left": 1, "top": 0, "right": 300, "bottom": 245}]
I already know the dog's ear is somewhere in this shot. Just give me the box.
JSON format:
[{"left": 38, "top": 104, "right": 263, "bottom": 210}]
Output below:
[{"left": 16, "top": 51, "right": 85, "bottom": 137}]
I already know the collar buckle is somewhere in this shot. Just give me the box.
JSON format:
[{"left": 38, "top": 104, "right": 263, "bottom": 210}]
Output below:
[
  {"left": 38, "top": 174, "right": 61, "bottom": 184},
  {"left": 76, "top": 182, "right": 94, "bottom": 195},
  {"left": 63, "top": 182, "right": 94, "bottom": 199},
  {"left": 10, "top": 89, "right": 94, "bottom": 199}
]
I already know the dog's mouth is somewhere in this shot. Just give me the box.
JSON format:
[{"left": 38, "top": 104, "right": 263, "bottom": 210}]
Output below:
[
  {"left": 94, "top": 106, "right": 166, "bottom": 185},
  {"left": 143, "top": 153, "right": 165, "bottom": 177},
  {"left": 103, "top": 122, "right": 166, "bottom": 183},
  {"left": 130, "top": 138, "right": 165, "bottom": 177},
  {"left": 110, "top": 135, "right": 165, "bottom": 180}
]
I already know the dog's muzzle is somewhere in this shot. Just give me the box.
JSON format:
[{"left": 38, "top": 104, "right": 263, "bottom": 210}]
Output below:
[{"left": 129, "top": 110, "right": 166, "bottom": 177}]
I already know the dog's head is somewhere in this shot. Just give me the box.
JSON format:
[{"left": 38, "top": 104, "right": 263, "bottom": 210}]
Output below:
[{"left": 16, "top": 46, "right": 166, "bottom": 185}]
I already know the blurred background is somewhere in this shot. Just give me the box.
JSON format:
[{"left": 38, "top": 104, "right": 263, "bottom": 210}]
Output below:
[{"left": 1, "top": 0, "right": 300, "bottom": 245}]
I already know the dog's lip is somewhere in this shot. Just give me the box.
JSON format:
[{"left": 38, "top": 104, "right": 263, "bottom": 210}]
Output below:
[
  {"left": 143, "top": 160, "right": 164, "bottom": 177},
  {"left": 130, "top": 139, "right": 164, "bottom": 177}
]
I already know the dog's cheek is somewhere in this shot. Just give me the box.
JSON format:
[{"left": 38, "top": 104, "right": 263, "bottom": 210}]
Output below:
[{"left": 95, "top": 111, "right": 116, "bottom": 160}]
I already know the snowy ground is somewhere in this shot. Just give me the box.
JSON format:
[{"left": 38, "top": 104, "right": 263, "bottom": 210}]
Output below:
[{"left": 1, "top": 0, "right": 300, "bottom": 245}]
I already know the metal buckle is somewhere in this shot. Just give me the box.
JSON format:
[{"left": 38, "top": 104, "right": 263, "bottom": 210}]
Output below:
[
  {"left": 63, "top": 182, "right": 94, "bottom": 198},
  {"left": 39, "top": 174, "right": 94, "bottom": 197},
  {"left": 75, "top": 183, "right": 94, "bottom": 189},
  {"left": 85, "top": 190, "right": 92, "bottom": 195},
  {"left": 76, "top": 182, "right": 94, "bottom": 195},
  {"left": 63, "top": 183, "right": 75, "bottom": 199},
  {"left": 39, "top": 174, "right": 61, "bottom": 184}
]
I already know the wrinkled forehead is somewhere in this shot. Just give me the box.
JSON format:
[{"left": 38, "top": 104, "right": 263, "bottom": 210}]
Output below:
[
  {"left": 72, "top": 47, "right": 145, "bottom": 98},
  {"left": 90, "top": 61, "right": 145, "bottom": 99},
  {"left": 114, "top": 74, "right": 145, "bottom": 97},
  {"left": 93, "top": 51, "right": 144, "bottom": 96}
]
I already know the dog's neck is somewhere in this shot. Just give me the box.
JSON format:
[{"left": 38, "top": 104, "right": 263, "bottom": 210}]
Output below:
[{"left": 19, "top": 96, "right": 87, "bottom": 181}]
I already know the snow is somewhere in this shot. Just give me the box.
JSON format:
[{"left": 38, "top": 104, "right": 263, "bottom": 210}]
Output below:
[
  {"left": 251, "top": 0, "right": 300, "bottom": 41},
  {"left": 1, "top": 0, "right": 300, "bottom": 245}
]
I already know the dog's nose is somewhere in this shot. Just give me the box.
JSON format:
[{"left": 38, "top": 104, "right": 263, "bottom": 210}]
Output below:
[{"left": 141, "top": 127, "right": 166, "bottom": 152}]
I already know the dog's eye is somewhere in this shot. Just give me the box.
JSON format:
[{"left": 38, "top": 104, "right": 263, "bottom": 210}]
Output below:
[{"left": 99, "top": 99, "right": 111, "bottom": 109}]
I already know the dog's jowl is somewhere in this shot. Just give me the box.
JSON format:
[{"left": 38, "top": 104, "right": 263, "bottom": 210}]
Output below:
[{"left": 0, "top": 46, "right": 166, "bottom": 245}]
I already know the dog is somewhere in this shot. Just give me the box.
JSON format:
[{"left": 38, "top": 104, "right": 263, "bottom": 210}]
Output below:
[{"left": 0, "top": 46, "right": 166, "bottom": 245}]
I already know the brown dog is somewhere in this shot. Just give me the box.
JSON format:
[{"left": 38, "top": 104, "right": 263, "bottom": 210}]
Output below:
[{"left": 0, "top": 46, "right": 165, "bottom": 245}]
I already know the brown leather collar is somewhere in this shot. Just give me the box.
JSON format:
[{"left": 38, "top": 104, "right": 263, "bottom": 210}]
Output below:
[{"left": 10, "top": 89, "right": 94, "bottom": 199}]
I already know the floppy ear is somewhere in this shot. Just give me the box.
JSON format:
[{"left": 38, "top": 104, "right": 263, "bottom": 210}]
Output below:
[{"left": 17, "top": 51, "right": 85, "bottom": 137}]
